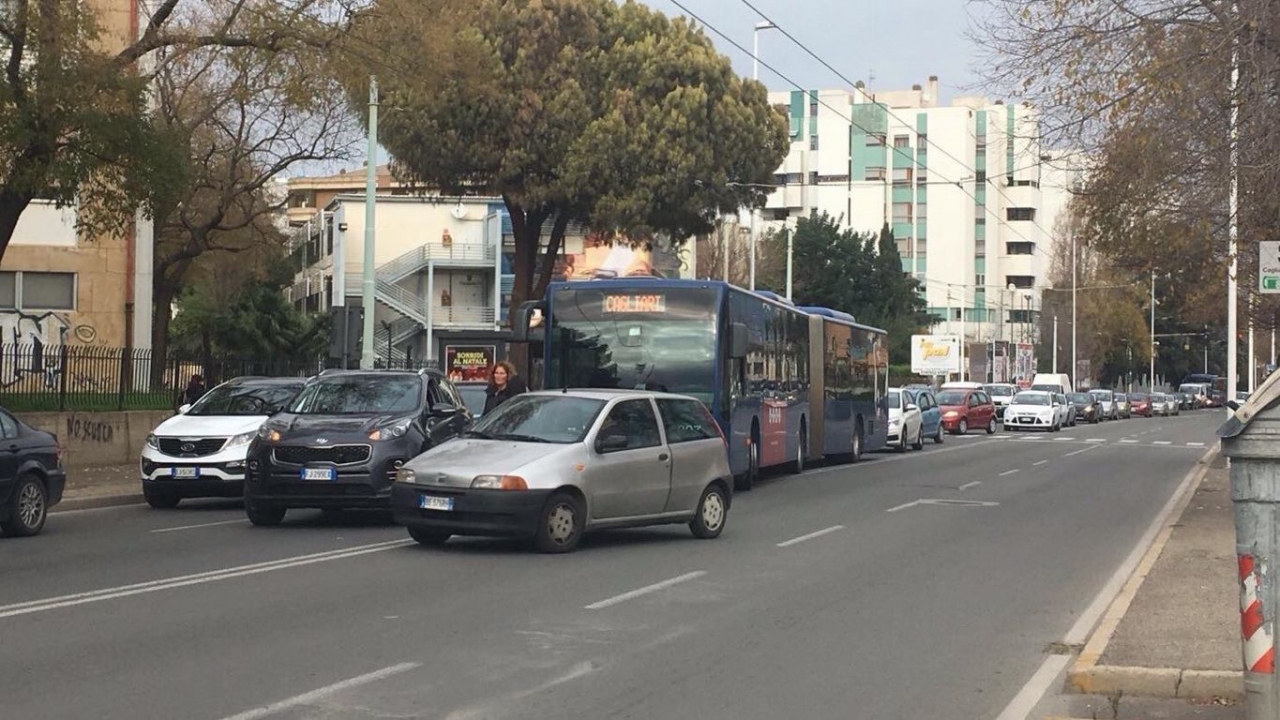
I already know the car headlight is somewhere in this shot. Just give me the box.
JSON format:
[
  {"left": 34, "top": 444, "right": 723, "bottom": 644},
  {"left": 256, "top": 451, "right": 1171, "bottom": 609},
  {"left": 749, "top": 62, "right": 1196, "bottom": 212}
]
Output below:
[
  {"left": 145, "top": 433, "right": 159, "bottom": 450},
  {"left": 257, "top": 425, "right": 281, "bottom": 442},
  {"left": 224, "top": 431, "right": 257, "bottom": 449},
  {"left": 888, "top": 418, "right": 901, "bottom": 427},
  {"left": 471, "top": 474, "right": 528, "bottom": 490},
  {"left": 370, "top": 421, "right": 410, "bottom": 441},
  {"left": 944, "top": 411, "right": 959, "bottom": 418},
  {"left": 396, "top": 468, "right": 417, "bottom": 484}
]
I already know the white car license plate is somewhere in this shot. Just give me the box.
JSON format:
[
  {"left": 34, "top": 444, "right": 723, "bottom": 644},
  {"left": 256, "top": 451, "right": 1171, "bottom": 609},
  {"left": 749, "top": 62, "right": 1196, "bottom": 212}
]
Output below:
[
  {"left": 300, "top": 467, "right": 336, "bottom": 481},
  {"left": 419, "top": 495, "right": 453, "bottom": 512},
  {"left": 171, "top": 467, "right": 200, "bottom": 479}
]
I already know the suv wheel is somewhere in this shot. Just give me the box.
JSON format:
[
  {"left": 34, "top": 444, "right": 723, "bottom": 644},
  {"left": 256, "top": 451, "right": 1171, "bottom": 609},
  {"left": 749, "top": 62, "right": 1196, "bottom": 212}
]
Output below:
[
  {"left": 245, "top": 499, "right": 286, "bottom": 526},
  {"left": 144, "top": 489, "right": 181, "bottom": 510},
  {"left": 1, "top": 474, "right": 46, "bottom": 537},
  {"left": 408, "top": 527, "right": 451, "bottom": 546}
]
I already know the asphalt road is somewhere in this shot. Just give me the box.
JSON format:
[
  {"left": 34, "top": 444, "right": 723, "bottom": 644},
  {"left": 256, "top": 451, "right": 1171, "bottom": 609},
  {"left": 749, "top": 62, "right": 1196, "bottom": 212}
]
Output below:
[{"left": 0, "top": 411, "right": 1220, "bottom": 720}]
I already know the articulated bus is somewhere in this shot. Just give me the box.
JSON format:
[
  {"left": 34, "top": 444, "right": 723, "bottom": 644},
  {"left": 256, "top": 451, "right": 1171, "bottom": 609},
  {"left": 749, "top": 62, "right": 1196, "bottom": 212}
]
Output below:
[{"left": 513, "top": 279, "right": 888, "bottom": 490}]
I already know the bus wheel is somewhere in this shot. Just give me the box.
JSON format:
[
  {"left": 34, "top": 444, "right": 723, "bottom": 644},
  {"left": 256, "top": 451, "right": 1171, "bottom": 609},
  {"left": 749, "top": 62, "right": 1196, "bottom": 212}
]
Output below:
[
  {"left": 791, "top": 422, "right": 807, "bottom": 474},
  {"left": 735, "top": 432, "right": 760, "bottom": 492},
  {"left": 850, "top": 420, "right": 864, "bottom": 463}
]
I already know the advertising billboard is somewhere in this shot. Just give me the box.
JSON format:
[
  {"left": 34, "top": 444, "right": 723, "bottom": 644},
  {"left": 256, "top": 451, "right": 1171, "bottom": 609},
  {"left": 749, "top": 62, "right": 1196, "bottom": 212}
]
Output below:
[
  {"left": 911, "top": 335, "right": 961, "bottom": 376},
  {"left": 444, "top": 345, "right": 496, "bottom": 383}
]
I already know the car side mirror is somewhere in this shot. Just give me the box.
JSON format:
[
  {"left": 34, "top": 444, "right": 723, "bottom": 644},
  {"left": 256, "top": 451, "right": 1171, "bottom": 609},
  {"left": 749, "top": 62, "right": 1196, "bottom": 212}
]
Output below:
[
  {"left": 177, "top": 404, "right": 192, "bottom": 415},
  {"left": 906, "top": 403, "right": 919, "bottom": 412},
  {"left": 729, "top": 322, "right": 749, "bottom": 359},
  {"left": 430, "top": 405, "right": 460, "bottom": 419},
  {"left": 595, "top": 433, "right": 629, "bottom": 453}
]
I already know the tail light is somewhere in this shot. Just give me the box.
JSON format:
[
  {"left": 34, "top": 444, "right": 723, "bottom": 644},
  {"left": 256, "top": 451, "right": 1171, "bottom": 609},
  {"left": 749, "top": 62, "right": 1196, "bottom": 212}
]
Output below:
[{"left": 56, "top": 445, "right": 65, "bottom": 467}]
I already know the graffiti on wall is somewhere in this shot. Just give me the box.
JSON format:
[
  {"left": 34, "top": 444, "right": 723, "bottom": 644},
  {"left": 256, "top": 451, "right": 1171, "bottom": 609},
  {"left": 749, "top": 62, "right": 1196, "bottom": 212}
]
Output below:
[
  {"left": 0, "top": 310, "right": 69, "bottom": 388},
  {"left": 65, "top": 415, "right": 116, "bottom": 444}
]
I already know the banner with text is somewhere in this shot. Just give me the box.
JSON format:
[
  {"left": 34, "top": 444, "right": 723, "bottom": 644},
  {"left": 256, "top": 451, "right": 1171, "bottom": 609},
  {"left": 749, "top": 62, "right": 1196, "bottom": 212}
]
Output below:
[
  {"left": 911, "top": 335, "right": 961, "bottom": 376},
  {"left": 444, "top": 345, "right": 496, "bottom": 383}
]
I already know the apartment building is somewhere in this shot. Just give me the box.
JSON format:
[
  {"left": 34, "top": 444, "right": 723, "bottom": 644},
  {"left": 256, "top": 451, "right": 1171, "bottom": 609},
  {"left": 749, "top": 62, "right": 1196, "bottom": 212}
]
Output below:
[
  {"left": 762, "top": 77, "right": 1079, "bottom": 350},
  {"left": 285, "top": 192, "right": 691, "bottom": 370},
  {"left": 0, "top": 0, "right": 151, "bottom": 353}
]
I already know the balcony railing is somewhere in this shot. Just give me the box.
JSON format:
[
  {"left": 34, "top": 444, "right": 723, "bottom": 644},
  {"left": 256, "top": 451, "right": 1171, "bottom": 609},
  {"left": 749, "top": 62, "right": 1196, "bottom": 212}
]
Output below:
[
  {"left": 377, "top": 242, "right": 497, "bottom": 283},
  {"left": 431, "top": 305, "right": 496, "bottom": 327}
]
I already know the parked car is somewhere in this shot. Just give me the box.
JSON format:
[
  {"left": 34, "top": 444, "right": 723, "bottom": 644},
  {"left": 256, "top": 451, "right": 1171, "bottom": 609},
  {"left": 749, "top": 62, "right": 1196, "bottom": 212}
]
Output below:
[
  {"left": 243, "top": 368, "right": 472, "bottom": 525},
  {"left": 903, "top": 387, "right": 944, "bottom": 445},
  {"left": 936, "top": 387, "right": 997, "bottom": 435},
  {"left": 1114, "top": 393, "right": 1132, "bottom": 419},
  {"left": 886, "top": 388, "right": 924, "bottom": 452},
  {"left": 390, "top": 390, "right": 733, "bottom": 553},
  {"left": 1067, "top": 392, "right": 1101, "bottom": 424},
  {"left": 1167, "top": 394, "right": 1181, "bottom": 416},
  {"left": 1030, "top": 373, "right": 1074, "bottom": 394},
  {"left": 1003, "top": 391, "right": 1062, "bottom": 432},
  {"left": 455, "top": 382, "right": 488, "bottom": 419},
  {"left": 1129, "top": 392, "right": 1153, "bottom": 418},
  {"left": 1149, "top": 393, "right": 1169, "bottom": 417},
  {"left": 1089, "top": 389, "right": 1118, "bottom": 420},
  {"left": 983, "top": 383, "right": 1018, "bottom": 421},
  {"left": 1055, "top": 393, "right": 1077, "bottom": 427},
  {"left": 0, "top": 407, "right": 65, "bottom": 537},
  {"left": 140, "top": 376, "right": 306, "bottom": 509}
]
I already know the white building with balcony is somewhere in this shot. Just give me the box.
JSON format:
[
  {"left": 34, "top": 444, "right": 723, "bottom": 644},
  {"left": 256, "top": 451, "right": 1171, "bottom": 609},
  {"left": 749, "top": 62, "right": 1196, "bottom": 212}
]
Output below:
[{"left": 759, "top": 77, "right": 1081, "bottom": 355}]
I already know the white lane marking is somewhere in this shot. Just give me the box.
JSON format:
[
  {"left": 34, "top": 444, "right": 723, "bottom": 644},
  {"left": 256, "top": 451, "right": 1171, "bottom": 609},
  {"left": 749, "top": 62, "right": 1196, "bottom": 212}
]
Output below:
[
  {"left": 958, "top": 481, "right": 982, "bottom": 491},
  {"left": 1087, "top": 438, "right": 1106, "bottom": 443},
  {"left": 151, "top": 518, "right": 248, "bottom": 534},
  {"left": 999, "top": 469, "right": 1020, "bottom": 477},
  {"left": 1153, "top": 441, "right": 1172, "bottom": 445},
  {"left": 776, "top": 525, "right": 845, "bottom": 548},
  {"left": 0, "top": 539, "right": 414, "bottom": 619},
  {"left": 584, "top": 571, "right": 707, "bottom": 610},
  {"left": 1032, "top": 460, "right": 1048, "bottom": 467},
  {"left": 885, "top": 500, "right": 923, "bottom": 513},
  {"left": 1187, "top": 442, "right": 1206, "bottom": 447},
  {"left": 219, "top": 662, "right": 421, "bottom": 720},
  {"left": 921, "top": 498, "right": 998, "bottom": 508},
  {"left": 1055, "top": 437, "right": 1072, "bottom": 442},
  {"left": 993, "top": 655, "right": 1072, "bottom": 720},
  {"left": 1120, "top": 439, "right": 1138, "bottom": 444},
  {"left": 1063, "top": 445, "right": 1099, "bottom": 458}
]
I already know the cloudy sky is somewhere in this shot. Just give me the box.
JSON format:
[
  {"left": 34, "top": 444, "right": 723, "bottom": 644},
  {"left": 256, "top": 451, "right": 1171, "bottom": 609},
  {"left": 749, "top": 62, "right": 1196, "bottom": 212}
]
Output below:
[{"left": 643, "top": 0, "right": 987, "bottom": 102}]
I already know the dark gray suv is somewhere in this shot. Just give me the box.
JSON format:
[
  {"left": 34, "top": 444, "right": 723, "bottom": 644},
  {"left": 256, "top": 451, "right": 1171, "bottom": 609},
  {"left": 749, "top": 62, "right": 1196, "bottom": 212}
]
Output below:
[{"left": 243, "top": 369, "right": 471, "bottom": 525}]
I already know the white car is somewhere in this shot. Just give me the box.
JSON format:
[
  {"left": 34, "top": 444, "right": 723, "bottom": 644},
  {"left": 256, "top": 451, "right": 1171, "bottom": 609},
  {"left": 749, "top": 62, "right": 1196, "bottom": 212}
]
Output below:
[
  {"left": 886, "top": 387, "right": 924, "bottom": 452},
  {"left": 140, "top": 376, "right": 307, "bottom": 509},
  {"left": 1002, "top": 390, "right": 1062, "bottom": 432}
]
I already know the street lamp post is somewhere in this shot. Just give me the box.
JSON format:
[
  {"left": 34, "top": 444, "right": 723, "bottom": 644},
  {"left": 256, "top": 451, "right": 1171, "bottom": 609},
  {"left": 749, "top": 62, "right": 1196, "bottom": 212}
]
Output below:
[
  {"left": 750, "top": 21, "right": 777, "bottom": 294},
  {"left": 1149, "top": 270, "right": 1156, "bottom": 390}
]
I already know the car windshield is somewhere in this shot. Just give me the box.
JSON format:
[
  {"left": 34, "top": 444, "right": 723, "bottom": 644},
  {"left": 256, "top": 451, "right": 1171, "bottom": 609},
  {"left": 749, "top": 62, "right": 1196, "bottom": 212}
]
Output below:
[
  {"left": 1091, "top": 390, "right": 1114, "bottom": 400},
  {"left": 887, "top": 391, "right": 902, "bottom": 409},
  {"left": 1067, "top": 393, "right": 1090, "bottom": 403},
  {"left": 984, "top": 385, "right": 1015, "bottom": 396},
  {"left": 186, "top": 382, "right": 303, "bottom": 416},
  {"left": 1116, "top": 394, "right": 1128, "bottom": 401},
  {"left": 936, "top": 390, "right": 967, "bottom": 405},
  {"left": 470, "top": 395, "right": 605, "bottom": 443},
  {"left": 286, "top": 375, "right": 422, "bottom": 415},
  {"left": 1131, "top": 393, "right": 1148, "bottom": 401},
  {"left": 1013, "top": 392, "right": 1050, "bottom": 406}
]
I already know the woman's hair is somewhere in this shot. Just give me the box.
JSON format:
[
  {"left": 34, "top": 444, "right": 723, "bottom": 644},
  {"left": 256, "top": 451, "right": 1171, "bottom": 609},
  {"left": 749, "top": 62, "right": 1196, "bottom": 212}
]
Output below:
[{"left": 489, "top": 360, "right": 517, "bottom": 387}]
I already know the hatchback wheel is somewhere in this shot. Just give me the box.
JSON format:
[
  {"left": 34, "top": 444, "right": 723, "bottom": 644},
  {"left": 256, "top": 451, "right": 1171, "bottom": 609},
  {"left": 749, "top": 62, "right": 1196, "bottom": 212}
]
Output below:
[
  {"left": 986, "top": 417, "right": 996, "bottom": 435},
  {"left": 689, "top": 483, "right": 728, "bottom": 539},
  {"left": 1, "top": 474, "right": 46, "bottom": 537},
  {"left": 933, "top": 423, "right": 944, "bottom": 444},
  {"left": 957, "top": 418, "right": 968, "bottom": 435},
  {"left": 534, "top": 491, "right": 584, "bottom": 553}
]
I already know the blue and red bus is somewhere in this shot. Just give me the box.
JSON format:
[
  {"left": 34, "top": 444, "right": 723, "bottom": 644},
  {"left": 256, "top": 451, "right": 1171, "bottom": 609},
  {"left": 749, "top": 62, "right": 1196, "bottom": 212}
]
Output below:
[{"left": 513, "top": 279, "right": 888, "bottom": 489}]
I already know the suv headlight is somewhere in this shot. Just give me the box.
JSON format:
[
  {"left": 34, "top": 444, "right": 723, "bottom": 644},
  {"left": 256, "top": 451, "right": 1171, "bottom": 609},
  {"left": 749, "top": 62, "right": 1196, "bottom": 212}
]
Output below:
[
  {"left": 370, "top": 420, "right": 410, "bottom": 441},
  {"left": 225, "top": 431, "right": 257, "bottom": 449},
  {"left": 257, "top": 425, "right": 281, "bottom": 442},
  {"left": 145, "top": 433, "right": 159, "bottom": 450}
]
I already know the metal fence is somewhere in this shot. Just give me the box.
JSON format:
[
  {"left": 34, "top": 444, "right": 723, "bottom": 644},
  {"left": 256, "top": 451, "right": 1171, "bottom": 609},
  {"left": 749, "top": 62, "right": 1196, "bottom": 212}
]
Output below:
[{"left": 0, "top": 345, "right": 326, "bottom": 412}]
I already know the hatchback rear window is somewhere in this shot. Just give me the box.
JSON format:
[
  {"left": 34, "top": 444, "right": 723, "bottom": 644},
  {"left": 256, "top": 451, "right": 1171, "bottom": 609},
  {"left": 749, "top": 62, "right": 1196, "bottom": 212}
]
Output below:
[{"left": 936, "top": 390, "right": 966, "bottom": 405}]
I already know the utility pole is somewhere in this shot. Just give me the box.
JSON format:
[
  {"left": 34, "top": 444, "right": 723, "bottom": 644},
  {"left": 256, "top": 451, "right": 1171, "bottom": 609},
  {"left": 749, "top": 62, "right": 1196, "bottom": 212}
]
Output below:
[
  {"left": 1052, "top": 315, "right": 1059, "bottom": 373},
  {"left": 360, "top": 76, "right": 379, "bottom": 370},
  {"left": 1150, "top": 270, "right": 1156, "bottom": 390}
]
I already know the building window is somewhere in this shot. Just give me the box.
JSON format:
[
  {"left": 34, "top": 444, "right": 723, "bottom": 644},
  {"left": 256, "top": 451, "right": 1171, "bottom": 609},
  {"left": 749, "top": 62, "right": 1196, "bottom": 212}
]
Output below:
[
  {"left": 892, "top": 167, "right": 913, "bottom": 185},
  {"left": 976, "top": 217, "right": 986, "bottom": 226},
  {"left": 894, "top": 135, "right": 910, "bottom": 148},
  {"left": 866, "top": 133, "right": 886, "bottom": 147},
  {"left": 809, "top": 171, "right": 818, "bottom": 185},
  {"left": 785, "top": 172, "right": 804, "bottom": 184},
  {"left": 810, "top": 99, "right": 818, "bottom": 116},
  {"left": 975, "top": 273, "right": 986, "bottom": 286},
  {"left": 1007, "top": 207, "right": 1037, "bottom": 222},
  {"left": 917, "top": 169, "right": 928, "bottom": 183},
  {"left": 1006, "top": 242, "right": 1035, "bottom": 255},
  {"left": 976, "top": 134, "right": 987, "bottom": 150},
  {"left": 810, "top": 134, "right": 819, "bottom": 150},
  {"left": 975, "top": 242, "right": 985, "bottom": 257},
  {"left": 976, "top": 170, "right": 986, "bottom": 183},
  {"left": 774, "top": 173, "right": 788, "bottom": 185},
  {"left": 20, "top": 272, "right": 75, "bottom": 309},
  {"left": 0, "top": 272, "right": 13, "bottom": 308},
  {"left": 865, "top": 167, "right": 886, "bottom": 182},
  {"left": 1006, "top": 275, "right": 1035, "bottom": 289},
  {"left": 892, "top": 202, "right": 913, "bottom": 223},
  {"left": 917, "top": 202, "right": 927, "bottom": 219}
]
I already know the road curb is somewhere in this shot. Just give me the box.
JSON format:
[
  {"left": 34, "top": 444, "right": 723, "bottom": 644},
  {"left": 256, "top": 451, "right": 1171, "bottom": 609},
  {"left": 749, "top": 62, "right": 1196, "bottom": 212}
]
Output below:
[
  {"left": 53, "top": 493, "right": 144, "bottom": 513},
  {"left": 1067, "top": 447, "right": 1241, "bottom": 700}
]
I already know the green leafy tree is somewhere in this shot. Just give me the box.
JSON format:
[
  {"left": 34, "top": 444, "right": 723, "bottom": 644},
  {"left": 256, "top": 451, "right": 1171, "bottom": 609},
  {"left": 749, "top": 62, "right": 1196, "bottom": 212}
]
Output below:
[{"left": 345, "top": 0, "right": 789, "bottom": 366}]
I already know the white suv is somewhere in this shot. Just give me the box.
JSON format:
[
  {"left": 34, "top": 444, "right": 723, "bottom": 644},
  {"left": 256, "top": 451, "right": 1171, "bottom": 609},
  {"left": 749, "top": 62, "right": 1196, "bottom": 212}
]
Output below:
[{"left": 140, "top": 376, "right": 307, "bottom": 509}]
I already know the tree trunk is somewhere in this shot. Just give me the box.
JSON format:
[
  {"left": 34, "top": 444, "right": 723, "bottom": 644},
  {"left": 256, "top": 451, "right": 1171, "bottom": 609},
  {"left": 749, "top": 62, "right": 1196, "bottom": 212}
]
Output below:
[
  {"left": 503, "top": 199, "right": 548, "bottom": 380},
  {"left": 533, "top": 213, "right": 571, "bottom": 299},
  {"left": 0, "top": 191, "right": 33, "bottom": 269},
  {"left": 150, "top": 283, "right": 178, "bottom": 389}
]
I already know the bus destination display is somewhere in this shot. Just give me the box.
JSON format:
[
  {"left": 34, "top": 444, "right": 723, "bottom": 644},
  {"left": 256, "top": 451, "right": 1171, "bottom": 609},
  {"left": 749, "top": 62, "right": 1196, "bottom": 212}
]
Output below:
[{"left": 602, "top": 293, "right": 665, "bottom": 313}]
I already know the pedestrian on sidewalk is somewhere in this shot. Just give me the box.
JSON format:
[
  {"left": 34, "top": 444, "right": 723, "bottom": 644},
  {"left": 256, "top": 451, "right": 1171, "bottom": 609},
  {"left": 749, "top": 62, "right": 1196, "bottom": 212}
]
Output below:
[
  {"left": 177, "top": 374, "right": 206, "bottom": 409},
  {"left": 483, "top": 361, "right": 526, "bottom": 415}
]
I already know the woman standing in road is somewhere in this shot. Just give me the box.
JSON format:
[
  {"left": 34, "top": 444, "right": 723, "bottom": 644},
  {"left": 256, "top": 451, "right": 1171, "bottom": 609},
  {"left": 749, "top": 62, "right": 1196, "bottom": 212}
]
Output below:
[{"left": 483, "top": 361, "right": 527, "bottom": 415}]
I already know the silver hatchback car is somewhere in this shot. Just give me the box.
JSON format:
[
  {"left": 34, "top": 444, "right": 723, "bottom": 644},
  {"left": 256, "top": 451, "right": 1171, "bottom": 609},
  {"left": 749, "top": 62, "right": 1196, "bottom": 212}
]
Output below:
[{"left": 390, "top": 389, "right": 733, "bottom": 553}]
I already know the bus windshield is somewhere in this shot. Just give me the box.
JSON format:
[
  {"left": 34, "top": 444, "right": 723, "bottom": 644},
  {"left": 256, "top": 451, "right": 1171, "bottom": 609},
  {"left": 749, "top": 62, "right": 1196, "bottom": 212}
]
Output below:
[{"left": 547, "top": 286, "right": 718, "bottom": 405}]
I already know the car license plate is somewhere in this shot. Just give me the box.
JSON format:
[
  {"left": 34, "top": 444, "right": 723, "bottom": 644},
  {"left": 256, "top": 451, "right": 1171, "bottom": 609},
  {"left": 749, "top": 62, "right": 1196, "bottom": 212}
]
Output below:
[
  {"left": 171, "top": 467, "right": 200, "bottom": 479},
  {"left": 300, "top": 467, "right": 336, "bottom": 481},
  {"left": 419, "top": 495, "right": 453, "bottom": 512}
]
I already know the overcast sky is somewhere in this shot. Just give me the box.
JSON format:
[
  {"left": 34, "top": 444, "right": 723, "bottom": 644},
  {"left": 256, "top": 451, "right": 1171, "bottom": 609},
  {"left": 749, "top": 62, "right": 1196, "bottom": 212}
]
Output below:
[{"left": 643, "top": 0, "right": 987, "bottom": 102}]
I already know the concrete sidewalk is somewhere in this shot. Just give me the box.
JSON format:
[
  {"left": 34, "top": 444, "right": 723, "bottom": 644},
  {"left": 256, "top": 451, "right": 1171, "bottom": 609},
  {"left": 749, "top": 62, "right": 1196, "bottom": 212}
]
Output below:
[
  {"left": 1044, "top": 453, "right": 1243, "bottom": 719},
  {"left": 54, "top": 463, "right": 144, "bottom": 511}
]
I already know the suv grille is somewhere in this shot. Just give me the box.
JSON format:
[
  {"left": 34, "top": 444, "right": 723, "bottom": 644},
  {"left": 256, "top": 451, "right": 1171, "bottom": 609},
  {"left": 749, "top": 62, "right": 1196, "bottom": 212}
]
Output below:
[
  {"left": 272, "top": 445, "right": 371, "bottom": 465},
  {"left": 158, "top": 438, "right": 227, "bottom": 456}
]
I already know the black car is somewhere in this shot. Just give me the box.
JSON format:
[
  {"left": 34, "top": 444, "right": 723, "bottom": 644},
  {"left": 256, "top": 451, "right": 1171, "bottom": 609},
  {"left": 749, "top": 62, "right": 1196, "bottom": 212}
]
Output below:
[
  {"left": 1066, "top": 392, "right": 1101, "bottom": 424},
  {"left": 243, "top": 369, "right": 472, "bottom": 525},
  {"left": 0, "top": 407, "right": 66, "bottom": 537}
]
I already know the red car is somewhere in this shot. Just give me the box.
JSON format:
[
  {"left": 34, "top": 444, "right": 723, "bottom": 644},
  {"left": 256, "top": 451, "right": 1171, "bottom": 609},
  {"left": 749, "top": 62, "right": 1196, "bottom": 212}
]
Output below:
[
  {"left": 1129, "top": 392, "right": 1153, "bottom": 417},
  {"left": 936, "top": 387, "right": 998, "bottom": 435}
]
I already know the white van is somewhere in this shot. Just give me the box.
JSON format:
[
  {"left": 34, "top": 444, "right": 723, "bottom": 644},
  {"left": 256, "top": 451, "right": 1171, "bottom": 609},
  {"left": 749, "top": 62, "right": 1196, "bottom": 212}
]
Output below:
[{"left": 1030, "top": 373, "right": 1073, "bottom": 395}]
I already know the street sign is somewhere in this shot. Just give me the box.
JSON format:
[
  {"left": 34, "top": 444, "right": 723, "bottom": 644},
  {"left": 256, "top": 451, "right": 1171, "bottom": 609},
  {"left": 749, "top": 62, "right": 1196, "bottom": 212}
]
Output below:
[{"left": 1261, "top": 241, "right": 1280, "bottom": 293}]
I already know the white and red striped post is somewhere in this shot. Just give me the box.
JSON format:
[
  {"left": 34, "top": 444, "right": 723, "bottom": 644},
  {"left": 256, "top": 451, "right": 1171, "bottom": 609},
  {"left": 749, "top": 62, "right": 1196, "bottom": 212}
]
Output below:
[{"left": 1240, "top": 554, "right": 1276, "bottom": 677}]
